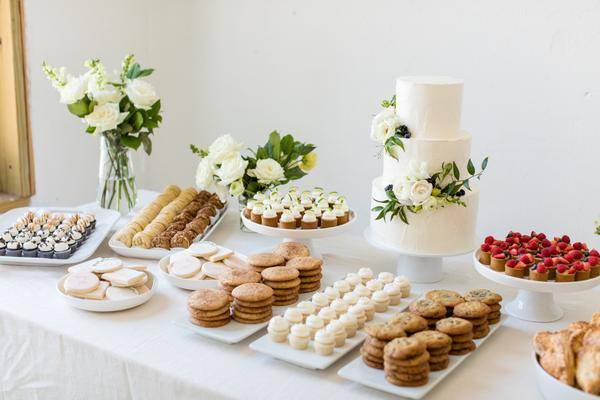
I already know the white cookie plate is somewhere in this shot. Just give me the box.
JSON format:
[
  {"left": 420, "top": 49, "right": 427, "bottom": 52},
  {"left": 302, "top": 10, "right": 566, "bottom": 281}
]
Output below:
[
  {"left": 0, "top": 206, "right": 120, "bottom": 266},
  {"left": 157, "top": 251, "right": 249, "bottom": 291},
  {"left": 337, "top": 315, "right": 506, "bottom": 399},
  {"left": 108, "top": 202, "right": 228, "bottom": 260},
  {"left": 57, "top": 269, "right": 157, "bottom": 312},
  {"left": 249, "top": 292, "right": 419, "bottom": 370}
]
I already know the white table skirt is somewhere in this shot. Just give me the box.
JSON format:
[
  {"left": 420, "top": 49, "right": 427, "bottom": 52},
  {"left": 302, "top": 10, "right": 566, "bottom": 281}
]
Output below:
[{"left": 1, "top": 209, "right": 598, "bottom": 400}]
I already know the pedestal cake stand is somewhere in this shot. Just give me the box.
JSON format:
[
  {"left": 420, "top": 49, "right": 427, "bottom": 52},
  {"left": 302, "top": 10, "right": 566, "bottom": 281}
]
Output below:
[
  {"left": 364, "top": 227, "right": 476, "bottom": 284},
  {"left": 473, "top": 250, "right": 600, "bottom": 322},
  {"left": 241, "top": 211, "right": 357, "bottom": 258}
]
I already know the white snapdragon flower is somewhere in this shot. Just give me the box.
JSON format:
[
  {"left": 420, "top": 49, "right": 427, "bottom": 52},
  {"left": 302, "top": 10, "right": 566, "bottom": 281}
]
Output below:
[
  {"left": 249, "top": 159, "right": 285, "bottom": 184},
  {"left": 195, "top": 158, "right": 215, "bottom": 189},
  {"left": 88, "top": 76, "right": 123, "bottom": 105},
  {"left": 207, "top": 135, "right": 245, "bottom": 165},
  {"left": 125, "top": 79, "right": 158, "bottom": 110},
  {"left": 84, "top": 103, "right": 128, "bottom": 133},
  {"left": 407, "top": 160, "right": 430, "bottom": 180},
  {"left": 229, "top": 180, "right": 245, "bottom": 197},
  {"left": 370, "top": 107, "right": 400, "bottom": 144},
  {"left": 409, "top": 180, "right": 433, "bottom": 205},
  {"left": 215, "top": 153, "right": 248, "bottom": 185},
  {"left": 59, "top": 74, "right": 89, "bottom": 104}
]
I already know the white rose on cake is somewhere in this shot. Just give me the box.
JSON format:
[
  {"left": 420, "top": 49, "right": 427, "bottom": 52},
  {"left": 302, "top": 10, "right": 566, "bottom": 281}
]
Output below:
[
  {"left": 392, "top": 177, "right": 412, "bottom": 205},
  {"left": 409, "top": 180, "right": 433, "bottom": 205},
  {"left": 195, "top": 158, "right": 215, "bottom": 189},
  {"left": 215, "top": 153, "right": 248, "bottom": 185},
  {"left": 370, "top": 107, "right": 400, "bottom": 143},
  {"left": 207, "top": 134, "right": 245, "bottom": 165},
  {"left": 249, "top": 159, "right": 285, "bottom": 184},
  {"left": 407, "top": 160, "right": 430, "bottom": 180},
  {"left": 59, "top": 74, "right": 88, "bottom": 104},
  {"left": 125, "top": 79, "right": 158, "bottom": 110},
  {"left": 84, "top": 103, "right": 128, "bottom": 133}
]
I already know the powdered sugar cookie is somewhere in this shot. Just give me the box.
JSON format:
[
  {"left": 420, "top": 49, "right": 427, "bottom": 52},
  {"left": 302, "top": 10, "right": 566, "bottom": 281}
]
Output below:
[
  {"left": 101, "top": 268, "right": 146, "bottom": 287},
  {"left": 105, "top": 286, "right": 138, "bottom": 300},
  {"left": 202, "top": 262, "right": 231, "bottom": 279},
  {"left": 74, "top": 281, "right": 110, "bottom": 300},
  {"left": 64, "top": 272, "right": 100, "bottom": 295},
  {"left": 92, "top": 258, "right": 123, "bottom": 274},
  {"left": 170, "top": 255, "right": 202, "bottom": 278},
  {"left": 206, "top": 246, "right": 234, "bottom": 262},
  {"left": 187, "top": 241, "right": 218, "bottom": 258}
]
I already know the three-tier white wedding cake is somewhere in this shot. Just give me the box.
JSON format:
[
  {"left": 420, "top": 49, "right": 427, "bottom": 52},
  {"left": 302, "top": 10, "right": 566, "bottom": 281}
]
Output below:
[{"left": 369, "top": 76, "right": 480, "bottom": 255}]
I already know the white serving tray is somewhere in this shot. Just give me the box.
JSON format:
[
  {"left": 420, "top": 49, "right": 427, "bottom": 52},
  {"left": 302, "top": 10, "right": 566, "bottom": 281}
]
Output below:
[
  {"left": 0, "top": 207, "right": 120, "bottom": 266},
  {"left": 250, "top": 293, "right": 421, "bottom": 370},
  {"left": 57, "top": 266, "right": 157, "bottom": 312},
  {"left": 337, "top": 315, "right": 506, "bottom": 399},
  {"left": 248, "top": 292, "right": 419, "bottom": 370},
  {"left": 108, "top": 202, "right": 228, "bottom": 260},
  {"left": 157, "top": 250, "right": 249, "bottom": 291}
]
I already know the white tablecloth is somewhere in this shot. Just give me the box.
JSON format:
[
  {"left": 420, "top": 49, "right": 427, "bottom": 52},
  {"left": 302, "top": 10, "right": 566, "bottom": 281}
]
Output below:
[{"left": 1, "top": 209, "right": 598, "bottom": 400}]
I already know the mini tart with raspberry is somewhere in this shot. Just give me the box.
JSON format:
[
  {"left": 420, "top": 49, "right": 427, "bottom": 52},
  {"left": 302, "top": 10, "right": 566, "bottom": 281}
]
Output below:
[
  {"left": 529, "top": 263, "right": 548, "bottom": 282},
  {"left": 479, "top": 243, "right": 492, "bottom": 265},
  {"left": 505, "top": 259, "right": 526, "bottom": 278},
  {"left": 490, "top": 252, "right": 507, "bottom": 272},
  {"left": 573, "top": 261, "right": 590, "bottom": 281},
  {"left": 518, "top": 253, "right": 535, "bottom": 276},
  {"left": 555, "top": 264, "right": 575, "bottom": 282},
  {"left": 587, "top": 253, "right": 600, "bottom": 278}
]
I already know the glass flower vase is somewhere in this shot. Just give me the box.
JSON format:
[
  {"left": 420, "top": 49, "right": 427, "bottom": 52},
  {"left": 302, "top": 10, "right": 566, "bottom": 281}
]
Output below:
[{"left": 96, "top": 132, "right": 137, "bottom": 214}]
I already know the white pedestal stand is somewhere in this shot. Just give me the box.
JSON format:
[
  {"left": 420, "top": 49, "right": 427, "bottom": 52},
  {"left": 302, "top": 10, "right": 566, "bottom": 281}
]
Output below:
[
  {"left": 364, "top": 227, "right": 475, "bottom": 284},
  {"left": 241, "top": 212, "right": 358, "bottom": 259},
  {"left": 473, "top": 251, "right": 600, "bottom": 322}
]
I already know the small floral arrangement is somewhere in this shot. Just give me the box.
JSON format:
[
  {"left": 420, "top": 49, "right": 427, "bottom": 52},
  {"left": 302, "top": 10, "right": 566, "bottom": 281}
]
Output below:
[
  {"left": 595, "top": 218, "right": 600, "bottom": 235},
  {"left": 372, "top": 157, "right": 488, "bottom": 224},
  {"left": 191, "top": 131, "right": 317, "bottom": 199},
  {"left": 370, "top": 95, "right": 411, "bottom": 160}
]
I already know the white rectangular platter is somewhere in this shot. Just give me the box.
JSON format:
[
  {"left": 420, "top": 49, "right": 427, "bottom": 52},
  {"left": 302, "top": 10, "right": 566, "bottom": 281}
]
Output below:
[
  {"left": 337, "top": 315, "right": 506, "bottom": 399},
  {"left": 0, "top": 206, "right": 120, "bottom": 266},
  {"left": 248, "top": 292, "right": 420, "bottom": 370},
  {"left": 108, "top": 202, "right": 228, "bottom": 260}
]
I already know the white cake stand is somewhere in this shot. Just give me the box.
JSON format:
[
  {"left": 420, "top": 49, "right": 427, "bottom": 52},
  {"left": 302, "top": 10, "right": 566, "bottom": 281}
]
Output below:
[
  {"left": 472, "top": 250, "right": 600, "bottom": 322},
  {"left": 364, "top": 227, "right": 476, "bottom": 284},
  {"left": 241, "top": 211, "right": 357, "bottom": 258}
]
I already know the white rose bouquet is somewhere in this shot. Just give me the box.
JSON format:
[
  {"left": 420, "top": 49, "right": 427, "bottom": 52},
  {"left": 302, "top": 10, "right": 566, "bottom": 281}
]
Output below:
[
  {"left": 42, "top": 55, "right": 162, "bottom": 212},
  {"left": 373, "top": 158, "right": 488, "bottom": 224},
  {"left": 191, "top": 131, "right": 317, "bottom": 200}
]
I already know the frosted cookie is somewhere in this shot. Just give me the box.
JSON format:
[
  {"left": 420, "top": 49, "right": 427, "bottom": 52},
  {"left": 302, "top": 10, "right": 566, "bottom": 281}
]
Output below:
[
  {"left": 126, "top": 265, "right": 148, "bottom": 271},
  {"left": 74, "top": 281, "right": 110, "bottom": 300},
  {"left": 170, "top": 255, "right": 203, "bottom": 278},
  {"left": 284, "top": 308, "right": 304, "bottom": 325},
  {"left": 326, "top": 320, "right": 347, "bottom": 347},
  {"left": 223, "top": 254, "right": 251, "bottom": 270},
  {"left": 67, "top": 259, "right": 98, "bottom": 273},
  {"left": 187, "top": 241, "right": 218, "bottom": 258},
  {"left": 101, "top": 268, "right": 147, "bottom": 287},
  {"left": 105, "top": 286, "right": 138, "bottom": 300},
  {"left": 202, "top": 262, "right": 232, "bottom": 280},
  {"left": 64, "top": 272, "right": 100, "bottom": 295},
  {"left": 92, "top": 258, "right": 123, "bottom": 274},
  {"left": 207, "top": 246, "right": 234, "bottom": 262}
]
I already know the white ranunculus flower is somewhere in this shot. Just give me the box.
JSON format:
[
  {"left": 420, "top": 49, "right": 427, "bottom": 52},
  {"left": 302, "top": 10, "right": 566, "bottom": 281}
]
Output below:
[
  {"left": 195, "top": 158, "right": 214, "bottom": 189},
  {"left": 207, "top": 134, "right": 245, "bottom": 166},
  {"left": 125, "top": 79, "right": 158, "bottom": 110},
  {"left": 84, "top": 103, "right": 128, "bottom": 133},
  {"left": 59, "top": 75, "right": 88, "bottom": 104},
  {"left": 249, "top": 159, "right": 285, "bottom": 184},
  {"left": 421, "top": 196, "right": 439, "bottom": 211},
  {"left": 215, "top": 153, "right": 248, "bottom": 185},
  {"left": 409, "top": 180, "right": 433, "bottom": 205},
  {"left": 88, "top": 77, "right": 123, "bottom": 105},
  {"left": 229, "top": 180, "right": 245, "bottom": 197},
  {"left": 392, "top": 177, "right": 412, "bottom": 205},
  {"left": 370, "top": 107, "right": 400, "bottom": 144},
  {"left": 407, "top": 160, "right": 430, "bottom": 180}
]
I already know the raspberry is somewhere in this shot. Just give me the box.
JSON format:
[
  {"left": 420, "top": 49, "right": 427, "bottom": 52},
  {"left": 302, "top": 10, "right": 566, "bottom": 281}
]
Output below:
[
  {"left": 506, "top": 259, "right": 517, "bottom": 268},
  {"left": 557, "top": 242, "right": 568, "bottom": 251},
  {"left": 573, "top": 242, "right": 583, "bottom": 250},
  {"left": 590, "top": 249, "right": 599, "bottom": 257},
  {"left": 565, "top": 253, "right": 575, "bottom": 263},
  {"left": 509, "top": 248, "right": 518, "bottom": 256},
  {"left": 491, "top": 247, "right": 503, "bottom": 256},
  {"left": 484, "top": 236, "right": 494, "bottom": 245},
  {"left": 505, "top": 237, "right": 514, "bottom": 245},
  {"left": 519, "top": 255, "right": 530, "bottom": 264},
  {"left": 541, "top": 239, "right": 551, "bottom": 248},
  {"left": 556, "top": 256, "right": 569, "bottom": 265},
  {"left": 588, "top": 256, "right": 599, "bottom": 266},
  {"left": 568, "top": 268, "right": 576, "bottom": 274},
  {"left": 544, "top": 258, "right": 553, "bottom": 267},
  {"left": 549, "top": 245, "right": 559, "bottom": 255},
  {"left": 561, "top": 235, "right": 571, "bottom": 244},
  {"left": 481, "top": 243, "right": 491, "bottom": 252},
  {"left": 537, "top": 233, "right": 547, "bottom": 240},
  {"left": 537, "top": 264, "right": 547, "bottom": 274},
  {"left": 568, "top": 250, "right": 583, "bottom": 260},
  {"left": 556, "top": 264, "right": 568, "bottom": 273},
  {"left": 574, "top": 261, "right": 584, "bottom": 271},
  {"left": 499, "top": 242, "right": 509, "bottom": 250},
  {"left": 540, "top": 248, "right": 551, "bottom": 258},
  {"left": 493, "top": 253, "right": 506, "bottom": 259},
  {"left": 521, "top": 235, "right": 531, "bottom": 243}
]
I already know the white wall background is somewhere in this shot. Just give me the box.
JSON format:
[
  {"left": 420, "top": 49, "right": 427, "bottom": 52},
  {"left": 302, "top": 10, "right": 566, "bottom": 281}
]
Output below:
[{"left": 23, "top": 0, "right": 600, "bottom": 243}]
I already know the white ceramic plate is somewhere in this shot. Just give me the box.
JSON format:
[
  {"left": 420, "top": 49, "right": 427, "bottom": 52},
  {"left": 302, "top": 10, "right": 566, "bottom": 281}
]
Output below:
[
  {"left": 473, "top": 250, "right": 600, "bottom": 292},
  {"left": 108, "top": 203, "right": 228, "bottom": 260},
  {"left": 241, "top": 210, "right": 357, "bottom": 239},
  {"left": 338, "top": 315, "right": 506, "bottom": 399},
  {"left": 249, "top": 292, "right": 420, "bottom": 370},
  {"left": 0, "top": 207, "right": 120, "bottom": 266},
  {"left": 56, "top": 269, "right": 157, "bottom": 312},
  {"left": 533, "top": 352, "right": 596, "bottom": 400},
  {"left": 157, "top": 250, "right": 249, "bottom": 291}
]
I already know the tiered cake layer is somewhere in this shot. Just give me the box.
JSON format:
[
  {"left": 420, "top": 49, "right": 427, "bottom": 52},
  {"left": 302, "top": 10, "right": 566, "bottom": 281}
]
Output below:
[
  {"left": 370, "top": 177, "right": 479, "bottom": 255},
  {"left": 382, "top": 132, "right": 472, "bottom": 184}
]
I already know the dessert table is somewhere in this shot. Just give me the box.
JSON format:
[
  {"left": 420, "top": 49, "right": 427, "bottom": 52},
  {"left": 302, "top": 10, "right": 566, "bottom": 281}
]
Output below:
[{"left": 1, "top": 207, "right": 598, "bottom": 400}]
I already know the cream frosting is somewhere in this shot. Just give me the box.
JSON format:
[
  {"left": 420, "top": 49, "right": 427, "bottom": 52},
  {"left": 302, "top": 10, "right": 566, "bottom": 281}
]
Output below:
[
  {"left": 305, "top": 315, "right": 324, "bottom": 330},
  {"left": 366, "top": 279, "right": 383, "bottom": 292},
  {"left": 290, "top": 323, "right": 310, "bottom": 337},
  {"left": 333, "top": 280, "right": 351, "bottom": 294},
  {"left": 384, "top": 282, "right": 402, "bottom": 296},
  {"left": 302, "top": 212, "right": 317, "bottom": 223},
  {"left": 311, "top": 292, "right": 330, "bottom": 308},
  {"left": 342, "top": 292, "right": 360, "bottom": 306},
  {"left": 345, "top": 273, "right": 361, "bottom": 288},
  {"left": 326, "top": 320, "right": 346, "bottom": 336},
  {"left": 315, "top": 328, "right": 334, "bottom": 345},
  {"left": 330, "top": 299, "right": 349, "bottom": 315},
  {"left": 297, "top": 301, "right": 316, "bottom": 317},
  {"left": 284, "top": 308, "right": 303, "bottom": 325},
  {"left": 378, "top": 272, "right": 395, "bottom": 284},
  {"left": 358, "top": 267, "right": 373, "bottom": 281},
  {"left": 279, "top": 211, "right": 295, "bottom": 222},
  {"left": 268, "top": 316, "right": 290, "bottom": 332},
  {"left": 324, "top": 286, "right": 340, "bottom": 301},
  {"left": 372, "top": 290, "right": 390, "bottom": 303},
  {"left": 317, "top": 306, "right": 337, "bottom": 322},
  {"left": 353, "top": 284, "right": 371, "bottom": 298}
]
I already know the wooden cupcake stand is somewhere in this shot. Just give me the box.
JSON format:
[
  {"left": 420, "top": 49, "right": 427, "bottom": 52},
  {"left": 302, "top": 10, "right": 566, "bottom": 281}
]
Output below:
[
  {"left": 363, "top": 227, "right": 476, "bottom": 284},
  {"left": 240, "top": 211, "right": 357, "bottom": 258},
  {"left": 473, "top": 250, "right": 600, "bottom": 322}
]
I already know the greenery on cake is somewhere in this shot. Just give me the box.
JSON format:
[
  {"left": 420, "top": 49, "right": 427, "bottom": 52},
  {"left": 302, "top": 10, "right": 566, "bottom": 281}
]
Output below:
[
  {"left": 372, "top": 157, "right": 488, "bottom": 224},
  {"left": 370, "top": 95, "right": 411, "bottom": 160}
]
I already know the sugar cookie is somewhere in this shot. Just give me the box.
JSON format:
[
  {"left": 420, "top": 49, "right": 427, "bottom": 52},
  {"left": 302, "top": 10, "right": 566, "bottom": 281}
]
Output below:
[
  {"left": 202, "top": 262, "right": 231, "bottom": 279},
  {"left": 64, "top": 272, "right": 100, "bottom": 295},
  {"left": 101, "top": 268, "right": 146, "bottom": 287},
  {"left": 92, "top": 258, "right": 123, "bottom": 273},
  {"left": 206, "top": 246, "right": 234, "bottom": 262},
  {"left": 187, "top": 241, "right": 218, "bottom": 258},
  {"left": 105, "top": 286, "right": 138, "bottom": 300},
  {"left": 170, "top": 255, "right": 202, "bottom": 278},
  {"left": 74, "top": 281, "right": 110, "bottom": 300}
]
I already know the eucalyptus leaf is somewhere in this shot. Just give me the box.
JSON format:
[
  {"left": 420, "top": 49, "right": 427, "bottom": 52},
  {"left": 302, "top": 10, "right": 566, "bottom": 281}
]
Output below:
[
  {"left": 481, "top": 157, "right": 489, "bottom": 170},
  {"left": 467, "top": 159, "right": 475, "bottom": 175},
  {"left": 452, "top": 162, "right": 460, "bottom": 179}
]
